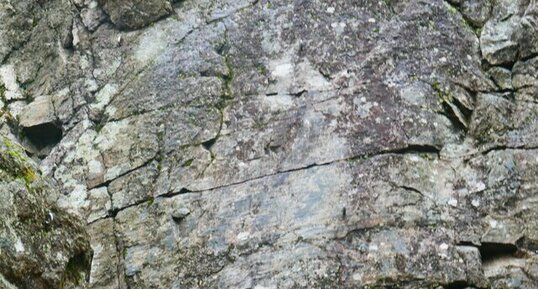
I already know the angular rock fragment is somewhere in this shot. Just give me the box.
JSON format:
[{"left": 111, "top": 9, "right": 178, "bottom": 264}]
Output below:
[
  {"left": 18, "top": 95, "right": 62, "bottom": 154},
  {"left": 488, "top": 66, "right": 513, "bottom": 90},
  {"left": 460, "top": 0, "right": 492, "bottom": 27},
  {"left": 18, "top": 96, "right": 55, "bottom": 129},
  {"left": 480, "top": 18, "right": 520, "bottom": 65},
  {"left": 98, "top": 0, "right": 174, "bottom": 30}
]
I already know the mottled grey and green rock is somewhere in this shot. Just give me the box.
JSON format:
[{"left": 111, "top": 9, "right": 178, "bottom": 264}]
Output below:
[
  {"left": 0, "top": 137, "right": 92, "bottom": 289},
  {"left": 1, "top": 0, "right": 538, "bottom": 288},
  {"left": 97, "top": 0, "right": 174, "bottom": 30}
]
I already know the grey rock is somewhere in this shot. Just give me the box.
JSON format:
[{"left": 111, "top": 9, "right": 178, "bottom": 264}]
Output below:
[
  {"left": 18, "top": 95, "right": 55, "bottom": 128},
  {"left": 98, "top": 0, "right": 174, "bottom": 30},
  {"left": 87, "top": 219, "right": 123, "bottom": 289},
  {"left": 1, "top": 0, "right": 538, "bottom": 288},
  {"left": 81, "top": 2, "right": 107, "bottom": 32},
  {"left": 0, "top": 137, "right": 92, "bottom": 289},
  {"left": 460, "top": 0, "right": 492, "bottom": 27},
  {"left": 480, "top": 17, "right": 520, "bottom": 65},
  {"left": 488, "top": 66, "right": 513, "bottom": 90},
  {"left": 0, "top": 65, "right": 24, "bottom": 101},
  {"left": 513, "top": 56, "right": 538, "bottom": 90},
  {"left": 515, "top": 2, "right": 538, "bottom": 59}
]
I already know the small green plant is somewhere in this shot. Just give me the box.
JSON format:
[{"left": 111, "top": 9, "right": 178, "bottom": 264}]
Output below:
[{"left": 182, "top": 158, "right": 194, "bottom": 167}]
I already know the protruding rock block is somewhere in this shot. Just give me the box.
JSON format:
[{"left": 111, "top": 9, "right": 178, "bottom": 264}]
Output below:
[
  {"left": 19, "top": 96, "right": 55, "bottom": 129},
  {"left": 98, "top": 0, "right": 174, "bottom": 30},
  {"left": 18, "top": 96, "right": 62, "bottom": 153}
]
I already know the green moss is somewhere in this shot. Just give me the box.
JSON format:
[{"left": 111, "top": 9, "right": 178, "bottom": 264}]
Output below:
[
  {"left": 94, "top": 122, "right": 105, "bottom": 133},
  {"left": 182, "top": 158, "right": 194, "bottom": 167},
  {"left": 444, "top": 1, "right": 459, "bottom": 16},
  {"left": 147, "top": 196, "right": 155, "bottom": 206},
  {"left": 1, "top": 137, "right": 38, "bottom": 185},
  {"left": 222, "top": 55, "right": 235, "bottom": 99},
  {"left": 178, "top": 73, "right": 188, "bottom": 80},
  {"left": 0, "top": 82, "right": 5, "bottom": 102},
  {"left": 8, "top": 148, "right": 25, "bottom": 161},
  {"left": 59, "top": 253, "right": 91, "bottom": 289},
  {"left": 21, "top": 167, "right": 37, "bottom": 184},
  {"left": 256, "top": 64, "right": 268, "bottom": 75},
  {"left": 432, "top": 79, "right": 453, "bottom": 104}
]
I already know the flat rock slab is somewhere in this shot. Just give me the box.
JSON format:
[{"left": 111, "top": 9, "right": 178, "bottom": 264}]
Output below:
[{"left": 18, "top": 95, "right": 55, "bottom": 128}]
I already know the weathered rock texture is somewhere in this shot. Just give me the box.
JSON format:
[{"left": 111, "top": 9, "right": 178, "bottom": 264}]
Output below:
[
  {"left": 1, "top": 0, "right": 538, "bottom": 288},
  {"left": 0, "top": 136, "right": 92, "bottom": 289}
]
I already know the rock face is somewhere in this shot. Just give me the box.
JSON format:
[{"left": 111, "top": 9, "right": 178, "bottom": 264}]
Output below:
[
  {"left": 0, "top": 136, "right": 92, "bottom": 289},
  {"left": 97, "top": 0, "right": 174, "bottom": 30},
  {"left": 1, "top": 0, "right": 538, "bottom": 288}
]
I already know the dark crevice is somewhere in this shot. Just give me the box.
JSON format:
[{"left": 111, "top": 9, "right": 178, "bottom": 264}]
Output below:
[
  {"left": 432, "top": 81, "right": 471, "bottom": 132},
  {"left": 171, "top": 211, "right": 191, "bottom": 224},
  {"left": 338, "top": 226, "right": 379, "bottom": 242},
  {"left": 87, "top": 157, "right": 158, "bottom": 190},
  {"left": 396, "top": 184, "right": 424, "bottom": 196},
  {"left": 23, "top": 122, "right": 63, "bottom": 150},
  {"left": 214, "top": 41, "right": 229, "bottom": 56},
  {"left": 90, "top": 184, "right": 193, "bottom": 221},
  {"left": 160, "top": 187, "right": 193, "bottom": 199},
  {"left": 265, "top": 90, "right": 308, "bottom": 97},
  {"left": 478, "top": 144, "right": 538, "bottom": 157},
  {"left": 443, "top": 280, "right": 474, "bottom": 289},
  {"left": 516, "top": 236, "right": 538, "bottom": 254},
  {"left": 393, "top": 184, "right": 439, "bottom": 209},
  {"left": 201, "top": 138, "right": 217, "bottom": 151},
  {"left": 442, "top": 0, "right": 486, "bottom": 38},
  {"left": 93, "top": 142, "right": 448, "bottom": 222},
  {"left": 479, "top": 242, "right": 518, "bottom": 262},
  {"left": 105, "top": 196, "right": 151, "bottom": 220},
  {"left": 318, "top": 68, "right": 332, "bottom": 82},
  {"left": 291, "top": 89, "right": 307, "bottom": 98},
  {"left": 493, "top": 88, "right": 515, "bottom": 95},
  {"left": 518, "top": 52, "right": 538, "bottom": 63},
  {"left": 164, "top": 144, "right": 443, "bottom": 197},
  {"left": 495, "top": 61, "right": 516, "bottom": 71},
  {"left": 388, "top": 144, "right": 441, "bottom": 156},
  {"left": 199, "top": 70, "right": 212, "bottom": 77},
  {"left": 452, "top": 95, "right": 474, "bottom": 118},
  {"left": 458, "top": 241, "right": 519, "bottom": 263},
  {"left": 106, "top": 208, "right": 120, "bottom": 220},
  {"left": 60, "top": 251, "right": 93, "bottom": 287},
  {"left": 441, "top": 101, "right": 469, "bottom": 131},
  {"left": 480, "top": 144, "right": 510, "bottom": 156}
]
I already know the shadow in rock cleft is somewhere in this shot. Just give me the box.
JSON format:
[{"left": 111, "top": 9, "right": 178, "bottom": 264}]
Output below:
[{"left": 22, "top": 122, "right": 63, "bottom": 150}]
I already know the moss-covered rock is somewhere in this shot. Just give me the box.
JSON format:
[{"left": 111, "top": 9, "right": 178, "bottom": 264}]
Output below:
[{"left": 0, "top": 136, "right": 92, "bottom": 289}]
